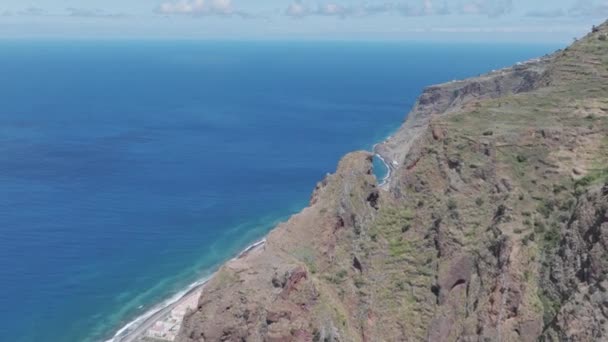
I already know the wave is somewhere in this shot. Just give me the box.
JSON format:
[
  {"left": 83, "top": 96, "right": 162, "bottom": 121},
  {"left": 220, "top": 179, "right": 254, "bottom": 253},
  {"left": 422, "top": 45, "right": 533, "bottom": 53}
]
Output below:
[
  {"left": 105, "top": 238, "right": 267, "bottom": 342},
  {"left": 373, "top": 138, "right": 393, "bottom": 187},
  {"left": 374, "top": 153, "right": 392, "bottom": 187},
  {"left": 236, "top": 238, "right": 267, "bottom": 259},
  {"left": 104, "top": 276, "right": 211, "bottom": 342}
]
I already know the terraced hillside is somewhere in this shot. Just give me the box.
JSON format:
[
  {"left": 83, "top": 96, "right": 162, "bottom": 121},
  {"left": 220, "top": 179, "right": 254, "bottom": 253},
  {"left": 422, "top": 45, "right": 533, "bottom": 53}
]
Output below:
[{"left": 175, "top": 22, "right": 608, "bottom": 342}]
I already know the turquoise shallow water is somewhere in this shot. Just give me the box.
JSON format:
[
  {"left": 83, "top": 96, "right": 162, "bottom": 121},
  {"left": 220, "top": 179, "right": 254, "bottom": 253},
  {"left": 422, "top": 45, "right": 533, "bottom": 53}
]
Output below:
[
  {"left": 0, "top": 41, "right": 561, "bottom": 342},
  {"left": 373, "top": 154, "right": 390, "bottom": 184}
]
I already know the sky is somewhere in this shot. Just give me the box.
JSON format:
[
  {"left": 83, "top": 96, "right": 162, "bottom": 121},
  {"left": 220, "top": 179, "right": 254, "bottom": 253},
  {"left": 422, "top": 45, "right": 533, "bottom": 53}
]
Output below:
[{"left": 0, "top": 0, "right": 606, "bottom": 41}]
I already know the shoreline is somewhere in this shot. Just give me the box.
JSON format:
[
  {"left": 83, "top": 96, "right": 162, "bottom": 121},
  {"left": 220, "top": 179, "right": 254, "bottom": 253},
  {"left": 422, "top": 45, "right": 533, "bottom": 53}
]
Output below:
[
  {"left": 102, "top": 143, "right": 394, "bottom": 342},
  {"left": 374, "top": 152, "right": 392, "bottom": 187},
  {"left": 105, "top": 238, "right": 267, "bottom": 342},
  {"left": 103, "top": 136, "right": 397, "bottom": 342},
  {"left": 373, "top": 137, "right": 396, "bottom": 189},
  {"left": 102, "top": 136, "right": 398, "bottom": 342}
]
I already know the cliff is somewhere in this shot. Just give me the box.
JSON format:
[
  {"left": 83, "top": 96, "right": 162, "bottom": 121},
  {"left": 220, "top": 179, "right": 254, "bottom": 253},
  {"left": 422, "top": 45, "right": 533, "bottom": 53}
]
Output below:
[{"left": 176, "top": 22, "right": 608, "bottom": 342}]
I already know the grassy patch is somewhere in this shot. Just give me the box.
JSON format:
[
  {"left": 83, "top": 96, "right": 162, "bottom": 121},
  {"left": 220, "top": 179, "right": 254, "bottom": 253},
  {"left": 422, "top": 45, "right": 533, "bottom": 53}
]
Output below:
[
  {"left": 540, "top": 290, "right": 561, "bottom": 326},
  {"left": 389, "top": 238, "right": 413, "bottom": 257},
  {"left": 292, "top": 247, "right": 317, "bottom": 274},
  {"left": 575, "top": 168, "right": 608, "bottom": 189},
  {"left": 325, "top": 269, "right": 348, "bottom": 284},
  {"left": 375, "top": 206, "right": 414, "bottom": 232}
]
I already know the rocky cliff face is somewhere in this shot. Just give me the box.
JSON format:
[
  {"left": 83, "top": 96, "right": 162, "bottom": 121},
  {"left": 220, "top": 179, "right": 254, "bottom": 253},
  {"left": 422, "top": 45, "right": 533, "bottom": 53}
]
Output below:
[{"left": 177, "top": 22, "right": 608, "bottom": 342}]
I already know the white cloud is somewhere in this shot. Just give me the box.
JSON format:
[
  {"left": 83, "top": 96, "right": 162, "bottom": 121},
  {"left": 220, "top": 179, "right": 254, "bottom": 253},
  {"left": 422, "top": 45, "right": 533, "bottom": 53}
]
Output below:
[
  {"left": 423, "top": 0, "right": 433, "bottom": 15},
  {"left": 365, "top": 2, "right": 437, "bottom": 16},
  {"left": 286, "top": 1, "right": 308, "bottom": 17},
  {"left": 285, "top": 1, "right": 355, "bottom": 18},
  {"left": 460, "top": 0, "right": 513, "bottom": 17},
  {"left": 157, "top": 0, "right": 243, "bottom": 16},
  {"left": 67, "top": 8, "right": 126, "bottom": 18},
  {"left": 285, "top": 1, "right": 451, "bottom": 18},
  {"left": 317, "top": 3, "right": 355, "bottom": 17},
  {"left": 18, "top": 7, "right": 47, "bottom": 16}
]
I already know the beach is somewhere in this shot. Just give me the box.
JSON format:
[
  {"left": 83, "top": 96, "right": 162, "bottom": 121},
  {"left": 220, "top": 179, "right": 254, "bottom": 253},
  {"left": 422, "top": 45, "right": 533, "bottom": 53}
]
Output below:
[{"left": 107, "top": 239, "right": 267, "bottom": 342}]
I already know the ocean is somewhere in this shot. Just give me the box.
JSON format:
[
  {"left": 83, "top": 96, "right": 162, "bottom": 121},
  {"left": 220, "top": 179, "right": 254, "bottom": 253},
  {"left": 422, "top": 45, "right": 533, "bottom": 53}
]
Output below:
[{"left": 0, "top": 40, "right": 560, "bottom": 342}]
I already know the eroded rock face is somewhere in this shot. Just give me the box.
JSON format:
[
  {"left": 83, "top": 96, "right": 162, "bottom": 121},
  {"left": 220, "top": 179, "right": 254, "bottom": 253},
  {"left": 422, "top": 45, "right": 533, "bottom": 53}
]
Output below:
[
  {"left": 542, "top": 189, "right": 608, "bottom": 341},
  {"left": 177, "top": 22, "right": 608, "bottom": 342},
  {"left": 176, "top": 152, "right": 379, "bottom": 342}
]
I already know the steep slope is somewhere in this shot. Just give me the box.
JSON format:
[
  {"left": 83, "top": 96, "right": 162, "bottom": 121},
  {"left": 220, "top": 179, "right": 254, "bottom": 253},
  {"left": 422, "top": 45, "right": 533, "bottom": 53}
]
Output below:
[{"left": 176, "top": 22, "right": 608, "bottom": 342}]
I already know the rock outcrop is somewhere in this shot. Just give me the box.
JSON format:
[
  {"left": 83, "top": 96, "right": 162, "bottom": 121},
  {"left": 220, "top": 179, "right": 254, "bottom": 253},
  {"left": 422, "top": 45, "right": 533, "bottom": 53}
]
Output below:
[
  {"left": 541, "top": 188, "right": 608, "bottom": 341},
  {"left": 177, "top": 21, "right": 608, "bottom": 342}
]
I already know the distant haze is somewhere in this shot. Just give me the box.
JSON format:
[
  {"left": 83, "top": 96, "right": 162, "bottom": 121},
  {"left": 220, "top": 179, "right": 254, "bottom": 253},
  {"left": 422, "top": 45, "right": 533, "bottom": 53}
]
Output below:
[{"left": 0, "top": 0, "right": 604, "bottom": 41}]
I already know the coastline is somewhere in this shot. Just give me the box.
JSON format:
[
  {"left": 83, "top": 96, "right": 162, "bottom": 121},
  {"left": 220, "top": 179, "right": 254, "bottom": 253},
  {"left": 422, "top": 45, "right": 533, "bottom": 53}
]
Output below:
[
  {"left": 373, "top": 137, "right": 397, "bottom": 189},
  {"left": 106, "top": 238, "right": 267, "bottom": 342},
  {"left": 374, "top": 152, "right": 392, "bottom": 187},
  {"left": 103, "top": 140, "right": 397, "bottom": 342},
  {"left": 104, "top": 132, "right": 400, "bottom": 342}
]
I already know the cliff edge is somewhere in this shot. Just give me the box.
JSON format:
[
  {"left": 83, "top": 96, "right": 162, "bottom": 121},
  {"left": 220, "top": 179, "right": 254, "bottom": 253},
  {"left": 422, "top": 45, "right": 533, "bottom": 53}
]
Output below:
[{"left": 176, "top": 22, "right": 608, "bottom": 342}]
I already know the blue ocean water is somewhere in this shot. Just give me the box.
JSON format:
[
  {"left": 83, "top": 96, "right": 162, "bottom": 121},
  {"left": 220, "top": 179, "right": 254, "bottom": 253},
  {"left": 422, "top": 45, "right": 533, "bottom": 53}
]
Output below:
[{"left": 0, "top": 41, "right": 559, "bottom": 342}]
